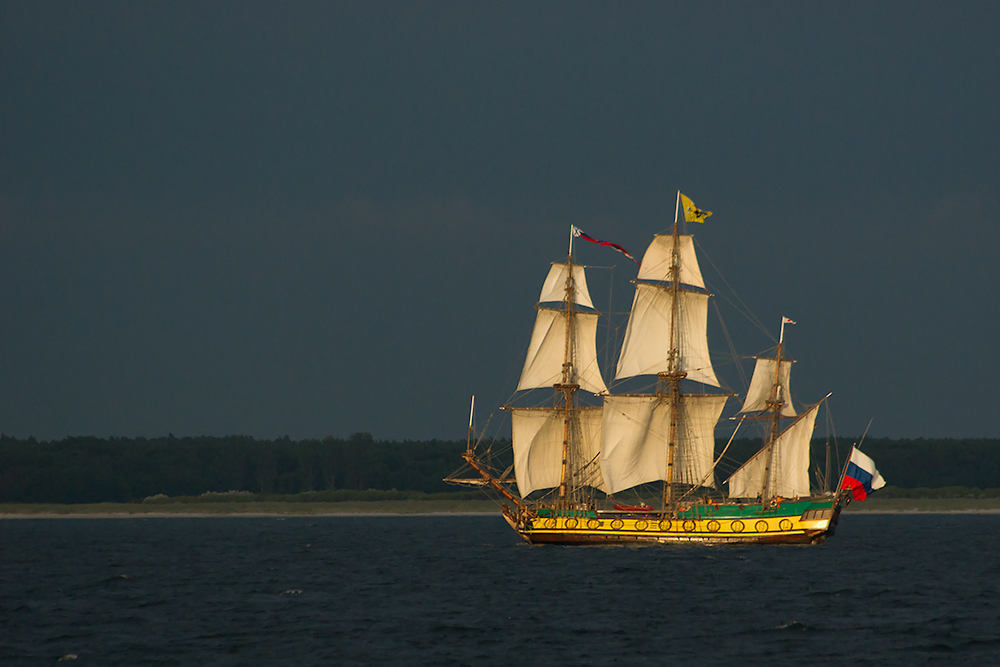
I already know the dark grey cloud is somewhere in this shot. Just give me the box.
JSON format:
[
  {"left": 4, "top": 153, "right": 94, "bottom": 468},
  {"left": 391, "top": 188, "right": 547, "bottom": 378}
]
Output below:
[{"left": 1, "top": 2, "right": 997, "bottom": 439}]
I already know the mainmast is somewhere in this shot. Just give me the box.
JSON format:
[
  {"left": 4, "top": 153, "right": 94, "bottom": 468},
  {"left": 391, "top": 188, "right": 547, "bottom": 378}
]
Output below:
[
  {"left": 659, "top": 191, "right": 687, "bottom": 512},
  {"left": 605, "top": 193, "right": 723, "bottom": 511}
]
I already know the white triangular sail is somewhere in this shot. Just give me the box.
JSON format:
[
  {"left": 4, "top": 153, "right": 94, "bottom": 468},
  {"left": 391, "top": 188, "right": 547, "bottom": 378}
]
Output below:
[
  {"left": 510, "top": 407, "right": 605, "bottom": 497},
  {"left": 600, "top": 394, "right": 727, "bottom": 494},
  {"left": 517, "top": 309, "right": 607, "bottom": 394},
  {"left": 740, "top": 358, "right": 796, "bottom": 417},
  {"left": 538, "top": 263, "right": 595, "bottom": 309},
  {"left": 726, "top": 403, "right": 820, "bottom": 499},
  {"left": 614, "top": 285, "right": 719, "bottom": 387},
  {"left": 636, "top": 234, "right": 705, "bottom": 288}
]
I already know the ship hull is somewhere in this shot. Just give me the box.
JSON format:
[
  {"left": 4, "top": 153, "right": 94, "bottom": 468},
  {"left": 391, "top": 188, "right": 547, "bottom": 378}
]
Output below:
[{"left": 502, "top": 498, "right": 841, "bottom": 546}]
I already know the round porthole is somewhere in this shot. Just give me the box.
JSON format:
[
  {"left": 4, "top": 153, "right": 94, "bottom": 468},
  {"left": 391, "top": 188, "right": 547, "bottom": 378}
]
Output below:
[{"left": 755, "top": 520, "right": 769, "bottom": 533}]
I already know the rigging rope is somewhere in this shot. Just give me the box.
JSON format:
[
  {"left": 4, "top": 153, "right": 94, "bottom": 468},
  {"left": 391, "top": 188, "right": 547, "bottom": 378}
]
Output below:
[{"left": 694, "top": 237, "right": 775, "bottom": 343}]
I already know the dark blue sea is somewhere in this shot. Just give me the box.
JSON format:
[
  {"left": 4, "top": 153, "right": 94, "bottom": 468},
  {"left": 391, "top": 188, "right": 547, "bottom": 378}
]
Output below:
[{"left": 1, "top": 513, "right": 998, "bottom": 665}]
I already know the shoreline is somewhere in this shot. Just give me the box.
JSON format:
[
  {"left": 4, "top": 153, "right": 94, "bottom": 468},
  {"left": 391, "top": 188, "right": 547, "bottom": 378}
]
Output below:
[
  {"left": 0, "top": 500, "right": 500, "bottom": 518},
  {"left": 0, "top": 512, "right": 498, "bottom": 519},
  {"left": 842, "top": 497, "right": 1000, "bottom": 513},
  {"left": 3, "top": 497, "right": 1000, "bottom": 518}
]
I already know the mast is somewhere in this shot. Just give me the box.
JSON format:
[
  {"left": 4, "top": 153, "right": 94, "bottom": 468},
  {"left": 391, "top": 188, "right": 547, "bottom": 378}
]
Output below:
[
  {"left": 460, "top": 395, "right": 525, "bottom": 508},
  {"left": 605, "top": 193, "right": 722, "bottom": 512},
  {"left": 511, "top": 250, "right": 606, "bottom": 503},
  {"left": 756, "top": 316, "right": 795, "bottom": 504},
  {"left": 824, "top": 439, "right": 831, "bottom": 493},
  {"left": 466, "top": 395, "right": 475, "bottom": 455},
  {"left": 659, "top": 191, "right": 686, "bottom": 513},
  {"left": 557, "top": 232, "right": 580, "bottom": 507},
  {"left": 557, "top": 248, "right": 574, "bottom": 502},
  {"left": 760, "top": 319, "right": 786, "bottom": 504}
]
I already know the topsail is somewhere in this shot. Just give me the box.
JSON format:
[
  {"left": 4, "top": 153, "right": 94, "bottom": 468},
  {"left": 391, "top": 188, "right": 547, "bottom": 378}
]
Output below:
[
  {"left": 517, "top": 309, "right": 606, "bottom": 394},
  {"left": 614, "top": 232, "right": 718, "bottom": 386},
  {"left": 740, "top": 358, "right": 796, "bottom": 416},
  {"left": 615, "top": 286, "right": 719, "bottom": 386}
]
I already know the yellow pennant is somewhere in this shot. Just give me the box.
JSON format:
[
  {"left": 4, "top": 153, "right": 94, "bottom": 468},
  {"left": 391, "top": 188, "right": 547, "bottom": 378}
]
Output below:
[{"left": 680, "top": 193, "right": 712, "bottom": 223}]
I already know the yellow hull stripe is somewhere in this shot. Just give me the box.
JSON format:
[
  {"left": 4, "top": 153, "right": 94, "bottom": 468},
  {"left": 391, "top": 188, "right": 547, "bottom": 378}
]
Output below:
[{"left": 524, "top": 515, "right": 830, "bottom": 538}]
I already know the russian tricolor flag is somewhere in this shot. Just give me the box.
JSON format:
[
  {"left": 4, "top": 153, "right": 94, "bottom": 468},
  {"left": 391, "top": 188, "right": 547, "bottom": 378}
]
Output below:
[{"left": 840, "top": 447, "right": 886, "bottom": 501}]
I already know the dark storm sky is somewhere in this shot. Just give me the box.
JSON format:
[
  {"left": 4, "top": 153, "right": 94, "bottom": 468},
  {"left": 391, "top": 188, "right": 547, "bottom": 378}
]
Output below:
[{"left": 1, "top": 1, "right": 998, "bottom": 441}]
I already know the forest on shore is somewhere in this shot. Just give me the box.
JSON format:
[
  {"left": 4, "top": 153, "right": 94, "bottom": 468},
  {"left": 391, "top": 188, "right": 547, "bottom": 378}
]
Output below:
[{"left": 1, "top": 433, "right": 998, "bottom": 504}]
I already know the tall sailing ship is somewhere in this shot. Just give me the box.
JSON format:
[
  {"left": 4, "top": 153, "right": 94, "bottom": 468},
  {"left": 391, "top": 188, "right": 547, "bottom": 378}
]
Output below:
[{"left": 450, "top": 192, "right": 874, "bottom": 545}]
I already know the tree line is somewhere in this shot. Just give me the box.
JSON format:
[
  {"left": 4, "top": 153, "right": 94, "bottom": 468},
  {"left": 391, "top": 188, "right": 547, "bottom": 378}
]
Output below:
[
  {"left": 0, "top": 432, "right": 466, "bottom": 504},
  {"left": 0, "top": 433, "right": 998, "bottom": 504}
]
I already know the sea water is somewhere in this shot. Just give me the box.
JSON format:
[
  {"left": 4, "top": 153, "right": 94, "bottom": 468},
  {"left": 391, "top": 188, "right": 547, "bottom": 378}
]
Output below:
[{"left": 1, "top": 513, "right": 998, "bottom": 665}]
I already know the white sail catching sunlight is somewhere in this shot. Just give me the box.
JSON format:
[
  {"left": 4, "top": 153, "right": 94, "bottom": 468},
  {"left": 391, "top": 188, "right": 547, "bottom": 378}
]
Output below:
[
  {"left": 537, "top": 263, "right": 595, "bottom": 309},
  {"left": 636, "top": 234, "right": 706, "bottom": 288},
  {"left": 614, "top": 285, "right": 719, "bottom": 387},
  {"left": 510, "top": 407, "right": 604, "bottom": 497},
  {"left": 740, "top": 357, "right": 796, "bottom": 417},
  {"left": 600, "top": 394, "right": 727, "bottom": 493},
  {"left": 726, "top": 404, "right": 820, "bottom": 499}
]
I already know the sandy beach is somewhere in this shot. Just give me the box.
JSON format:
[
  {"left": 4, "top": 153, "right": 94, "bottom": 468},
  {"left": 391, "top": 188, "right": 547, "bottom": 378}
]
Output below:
[{"left": 0, "top": 500, "right": 500, "bottom": 518}]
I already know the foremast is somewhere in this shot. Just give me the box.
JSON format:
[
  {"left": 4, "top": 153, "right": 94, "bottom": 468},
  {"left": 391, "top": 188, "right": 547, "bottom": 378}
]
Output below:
[
  {"left": 508, "top": 229, "right": 607, "bottom": 509},
  {"left": 556, "top": 232, "right": 582, "bottom": 506}
]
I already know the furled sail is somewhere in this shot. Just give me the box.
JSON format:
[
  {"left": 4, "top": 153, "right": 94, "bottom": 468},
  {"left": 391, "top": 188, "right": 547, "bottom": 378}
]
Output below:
[
  {"left": 614, "top": 285, "right": 720, "bottom": 386},
  {"left": 726, "top": 403, "right": 820, "bottom": 499},
  {"left": 636, "top": 234, "right": 705, "bottom": 288},
  {"left": 600, "top": 394, "right": 727, "bottom": 493},
  {"left": 517, "top": 309, "right": 607, "bottom": 394},
  {"left": 740, "top": 358, "right": 797, "bottom": 417},
  {"left": 510, "top": 407, "right": 605, "bottom": 497},
  {"left": 537, "top": 263, "right": 595, "bottom": 309}
]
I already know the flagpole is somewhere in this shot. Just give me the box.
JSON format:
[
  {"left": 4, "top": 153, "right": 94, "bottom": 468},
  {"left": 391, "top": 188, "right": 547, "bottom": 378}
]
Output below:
[
  {"left": 831, "top": 410, "right": 865, "bottom": 502},
  {"left": 568, "top": 225, "right": 574, "bottom": 259},
  {"left": 673, "top": 191, "right": 681, "bottom": 230},
  {"left": 466, "top": 395, "right": 475, "bottom": 455},
  {"left": 834, "top": 446, "right": 855, "bottom": 503}
]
